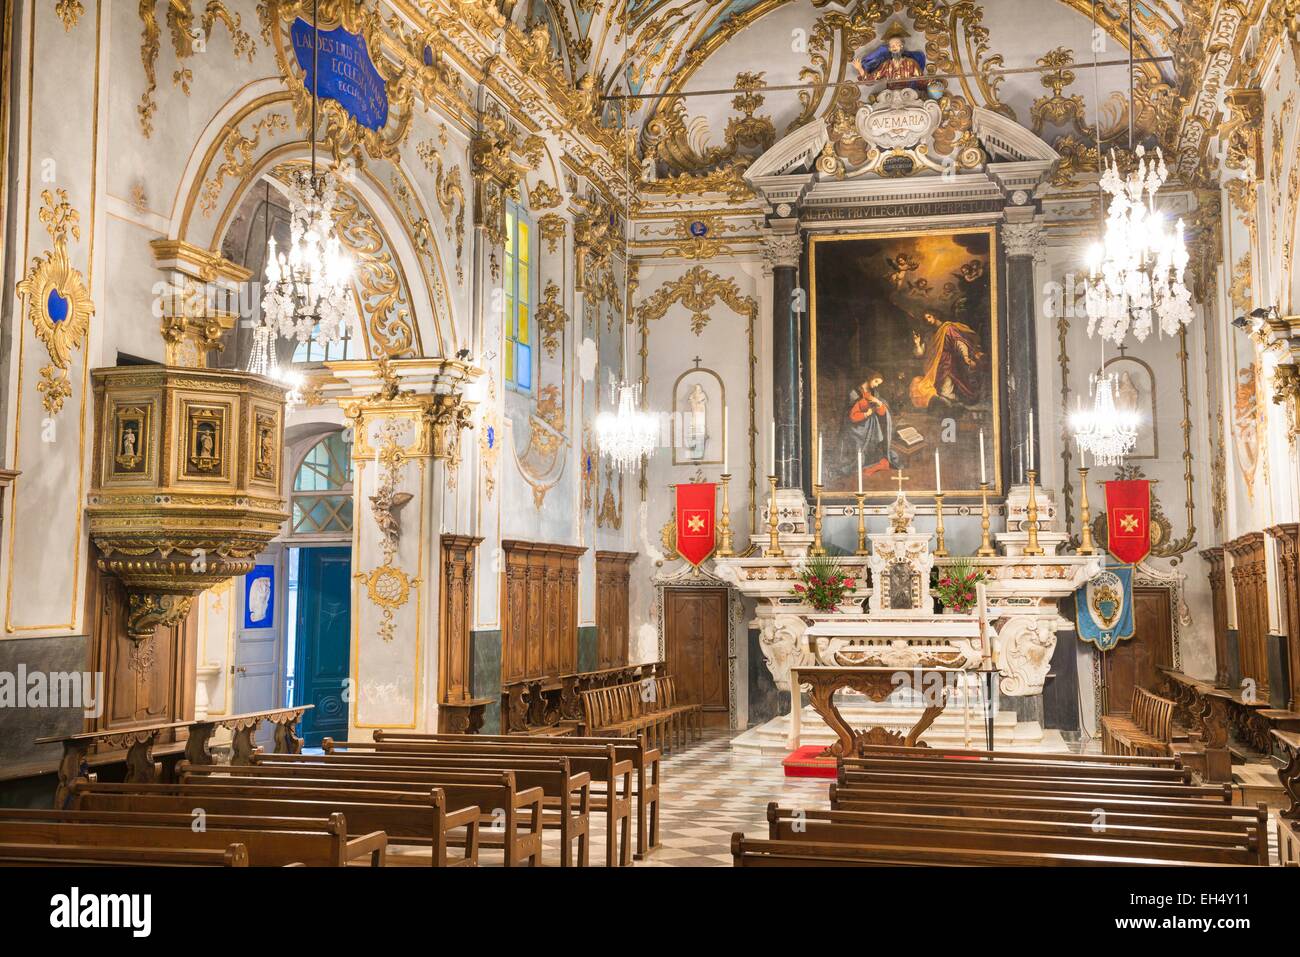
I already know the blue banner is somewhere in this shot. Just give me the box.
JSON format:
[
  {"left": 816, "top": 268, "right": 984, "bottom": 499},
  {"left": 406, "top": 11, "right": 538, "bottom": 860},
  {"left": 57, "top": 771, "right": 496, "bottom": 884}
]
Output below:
[
  {"left": 1075, "top": 563, "right": 1135, "bottom": 651},
  {"left": 292, "top": 18, "right": 388, "bottom": 131}
]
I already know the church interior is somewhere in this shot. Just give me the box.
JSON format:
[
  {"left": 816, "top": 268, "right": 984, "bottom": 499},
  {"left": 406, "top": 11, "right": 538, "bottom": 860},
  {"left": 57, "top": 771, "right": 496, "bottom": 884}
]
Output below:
[{"left": 1, "top": 0, "right": 1300, "bottom": 888}]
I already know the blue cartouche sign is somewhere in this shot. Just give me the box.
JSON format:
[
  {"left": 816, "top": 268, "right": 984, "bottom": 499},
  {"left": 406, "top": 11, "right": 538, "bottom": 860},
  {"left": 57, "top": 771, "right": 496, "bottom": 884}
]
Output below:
[{"left": 291, "top": 18, "right": 389, "bottom": 132}]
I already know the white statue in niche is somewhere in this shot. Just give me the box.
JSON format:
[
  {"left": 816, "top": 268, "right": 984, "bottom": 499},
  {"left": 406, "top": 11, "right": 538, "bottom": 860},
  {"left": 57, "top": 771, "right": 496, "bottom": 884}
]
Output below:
[
  {"left": 683, "top": 383, "right": 709, "bottom": 460},
  {"left": 1116, "top": 370, "right": 1140, "bottom": 419},
  {"left": 248, "top": 576, "right": 272, "bottom": 625}
]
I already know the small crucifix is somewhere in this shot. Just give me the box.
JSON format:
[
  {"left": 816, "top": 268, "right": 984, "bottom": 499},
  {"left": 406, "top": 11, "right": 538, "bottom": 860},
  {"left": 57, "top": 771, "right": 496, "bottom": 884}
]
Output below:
[{"left": 893, "top": 468, "right": 909, "bottom": 496}]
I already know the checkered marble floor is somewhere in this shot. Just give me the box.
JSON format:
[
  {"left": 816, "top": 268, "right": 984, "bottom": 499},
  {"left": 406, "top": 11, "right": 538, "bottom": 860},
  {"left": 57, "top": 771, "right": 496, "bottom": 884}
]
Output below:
[{"left": 632, "top": 729, "right": 826, "bottom": 867}]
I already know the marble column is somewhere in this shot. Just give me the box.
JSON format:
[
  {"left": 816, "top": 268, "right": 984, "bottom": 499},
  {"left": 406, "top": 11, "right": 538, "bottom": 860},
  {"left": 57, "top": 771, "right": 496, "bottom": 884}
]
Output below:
[
  {"left": 335, "top": 358, "right": 480, "bottom": 737},
  {"left": 1002, "top": 220, "right": 1045, "bottom": 473},
  {"left": 764, "top": 226, "right": 803, "bottom": 488}
]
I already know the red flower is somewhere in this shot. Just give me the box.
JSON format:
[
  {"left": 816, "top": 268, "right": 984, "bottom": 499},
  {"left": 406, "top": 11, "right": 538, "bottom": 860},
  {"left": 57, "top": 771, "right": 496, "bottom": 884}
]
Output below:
[
  {"left": 794, "top": 584, "right": 805, "bottom": 592},
  {"left": 843, "top": 578, "right": 855, "bottom": 588}
]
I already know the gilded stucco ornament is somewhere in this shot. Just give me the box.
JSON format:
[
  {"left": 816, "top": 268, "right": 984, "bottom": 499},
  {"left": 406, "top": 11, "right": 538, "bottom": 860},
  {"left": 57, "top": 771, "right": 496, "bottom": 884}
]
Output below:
[
  {"left": 55, "top": 0, "right": 84, "bottom": 31},
  {"left": 15, "top": 189, "right": 94, "bottom": 416},
  {"left": 137, "top": 1, "right": 254, "bottom": 137},
  {"left": 535, "top": 280, "right": 569, "bottom": 357},
  {"left": 356, "top": 414, "right": 420, "bottom": 643},
  {"left": 637, "top": 265, "right": 758, "bottom": 337}
]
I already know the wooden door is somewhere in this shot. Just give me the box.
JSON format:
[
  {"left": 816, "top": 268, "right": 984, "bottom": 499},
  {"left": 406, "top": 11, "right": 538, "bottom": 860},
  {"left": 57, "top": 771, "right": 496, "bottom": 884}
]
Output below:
[
  {"left": 1102, "top": 586, "right": 1173, "bottom": 716},
  {"left": 664, "top": 588, "right": 729, "bottom": 727},
  {"left": 293, "top": 546, "right": 352, "bottom": 747}
]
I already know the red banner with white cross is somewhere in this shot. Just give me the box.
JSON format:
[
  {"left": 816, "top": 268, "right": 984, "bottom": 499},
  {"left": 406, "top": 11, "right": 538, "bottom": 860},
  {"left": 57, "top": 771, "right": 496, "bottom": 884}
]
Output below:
[
  {"left": 675, "top": 483, "right": 716, "bottom": 567},
  {"left": 1104, "top": 479, "right": 1151, "bottom": 565}
]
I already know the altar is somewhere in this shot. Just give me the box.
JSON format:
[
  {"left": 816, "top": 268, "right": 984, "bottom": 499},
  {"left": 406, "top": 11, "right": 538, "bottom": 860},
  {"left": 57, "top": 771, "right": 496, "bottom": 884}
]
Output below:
[{"left": 715, "top": 478, "right": 1099, "bottom": 758}]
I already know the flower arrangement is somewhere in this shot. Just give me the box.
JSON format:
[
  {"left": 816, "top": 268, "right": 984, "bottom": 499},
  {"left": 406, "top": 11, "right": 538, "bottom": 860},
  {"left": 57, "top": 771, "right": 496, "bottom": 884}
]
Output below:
[
  {"left": 792, "top": 554, "right": 857, "bottom": 612},
  {"left": 933, "top": 557, "right": 986, "bottom": 613}
]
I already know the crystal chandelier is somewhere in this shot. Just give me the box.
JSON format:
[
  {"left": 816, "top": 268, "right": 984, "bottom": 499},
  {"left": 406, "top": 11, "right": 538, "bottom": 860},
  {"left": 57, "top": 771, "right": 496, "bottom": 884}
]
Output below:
[
  {"left": 1083, "top": 146, "right": 1192, "bottom": 344},
  {"left": 1070, "top": 373, "right": 1139, "bottom": 466},
  {"left": 595, "top": 376, "right": 659, "bottom": 472},
  {"left": 258, "top": 0, "right": 351, "bottom": 347}
]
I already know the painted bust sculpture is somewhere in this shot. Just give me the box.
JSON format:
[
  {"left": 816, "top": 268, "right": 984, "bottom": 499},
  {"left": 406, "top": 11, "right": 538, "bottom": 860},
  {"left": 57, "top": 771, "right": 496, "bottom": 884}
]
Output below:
[{"left": 853, "top": 21, "right": 926, "bottom": 88}]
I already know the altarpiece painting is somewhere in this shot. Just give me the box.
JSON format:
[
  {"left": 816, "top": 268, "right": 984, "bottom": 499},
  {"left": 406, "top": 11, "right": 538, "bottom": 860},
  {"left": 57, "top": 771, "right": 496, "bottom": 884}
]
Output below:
[{"left": 810, "top": 227, "right": 1001, "bottom": 498}]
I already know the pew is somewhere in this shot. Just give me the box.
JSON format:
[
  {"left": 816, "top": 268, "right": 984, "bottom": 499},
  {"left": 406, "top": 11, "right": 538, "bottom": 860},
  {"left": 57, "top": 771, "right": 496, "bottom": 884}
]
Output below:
[
  {"left": 1100, "top": 686, "right": 1175, "bottom": 757},
  {"left": 160, "top": 769, "right": 544, "bottom": 866},
  {"left": 356, "top": 733, "right": 659, "bottom": 863},
  {"left": 730, "top": 834, "right": 1246, "bottom": 868},
  {"left": 855, "top": 742, "right": 1180, "bottom": 767},
  {"left": 580, "top": 681, "right": 673, "bottom": 753},
  {"left": 69, "top": 781, "right": 483, "bottom": 867},
  {"left": 835, "top": 766, "right": 1232, "bottom": 801},
  {"left": 839, "top": 755, "right": 1192, "bottom": 783},
  {"left": 765, "top": 804, "right": 1262, "bottom": 866},
  {"left": 0, "top": 814, "right": 386, "bottom": 867},
  {"left": 0, "top": 841, "right": 251, "bottom": 867},
  {"left": 188, "top": 757, "right": 591, "bottom": 867}
]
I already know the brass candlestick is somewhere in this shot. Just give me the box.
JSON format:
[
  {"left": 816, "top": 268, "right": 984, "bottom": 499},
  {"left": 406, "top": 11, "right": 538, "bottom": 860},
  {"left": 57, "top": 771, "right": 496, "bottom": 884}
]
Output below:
[
  {"left": 977, "top": 482, "right": 996, "bottom": 557},
  {"left": 854, "top": 492, "right": 868, "bottom": 555},
  {"left": 1077, "top": 466, "right": 1096, "bottom": 555},
  {"left": 810, "top": 484, "right": 826, "bottom": 556},
  {"left": 763, "top": 474, "right": 784, "bottom": 557},
  {"left": 933, "top": 493, "right": 949, "bottom": 557},
  {"left": 1024, "top": 469, "right": 1044, "bottom": 556},
  {"left": 717, "top": 472, "right": 735, "bottom": 557}
]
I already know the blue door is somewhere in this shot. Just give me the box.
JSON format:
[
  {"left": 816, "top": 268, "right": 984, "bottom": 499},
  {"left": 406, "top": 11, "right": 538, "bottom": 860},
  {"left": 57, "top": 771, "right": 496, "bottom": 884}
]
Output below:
[{"left": 293, "top": 546, "right": 352, "bottom": 747}]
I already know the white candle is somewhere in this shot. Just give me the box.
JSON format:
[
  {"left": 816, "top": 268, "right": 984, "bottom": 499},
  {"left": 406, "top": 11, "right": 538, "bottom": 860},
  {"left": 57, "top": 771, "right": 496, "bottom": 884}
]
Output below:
[
  {"left": 934, "top": 448, "right": 941, "bottom": 495},
  {"left": 769, "top": 421, "right": 775, "bottom": 477},
  {"left": 723, "top": 408, "right": 729, "bottom": 474},
  {"left": 817, "top": 431, "right": 824, "bottom": 486},
  {"left": 1027, "top": 411, "right": 1035, "bottom": 471},
  {"left": 978, "top": 429, "right": 987, "bottom": 484},
  {"left": 857, "top": 448, "right": 863, "bottom": 494}
]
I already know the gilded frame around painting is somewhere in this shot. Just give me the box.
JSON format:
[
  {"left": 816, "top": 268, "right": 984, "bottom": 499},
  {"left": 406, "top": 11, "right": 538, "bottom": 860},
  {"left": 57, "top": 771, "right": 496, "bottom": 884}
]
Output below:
[{"left": 809, "top": 225, "right": 1001, "bottom": 500}]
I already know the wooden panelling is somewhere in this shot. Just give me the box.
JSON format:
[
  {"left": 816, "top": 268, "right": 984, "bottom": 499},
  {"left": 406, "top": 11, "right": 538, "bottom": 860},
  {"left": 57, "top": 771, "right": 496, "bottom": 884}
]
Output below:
[
  {"left": 1226, "top": 532, "right": 1269, "bottom": 698},
  {"left": 595, "top": 551, "right": 636, "bottom": 669},
  {"left": 438, "top": 534, "right": 482, "bottom": 706},
  {"left": 1199, "top": 546, "right": 1230, "bottom": 688},
  {"left": 663, "top": 588, "right": 730, "bottom": 727},
  {"left": 500, "top": 540, "right": 584, "bottom": 684},
  {"left": 1267, "top": 524, "right": 1300, "bottom": 711},
  {"left": 85, "top": 551, "right": 196, "bottom": 742}
]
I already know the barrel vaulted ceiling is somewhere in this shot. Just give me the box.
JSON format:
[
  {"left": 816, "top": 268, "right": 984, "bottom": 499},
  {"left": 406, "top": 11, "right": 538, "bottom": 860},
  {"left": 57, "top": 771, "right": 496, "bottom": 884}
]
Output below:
[{"left": 523, "top": 0, "right": 1190, "bottom": 183}]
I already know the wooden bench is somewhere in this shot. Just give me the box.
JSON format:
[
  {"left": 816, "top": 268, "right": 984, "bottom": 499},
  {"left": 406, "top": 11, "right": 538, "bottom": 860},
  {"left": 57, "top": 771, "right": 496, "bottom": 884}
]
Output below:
[
  {"left": 856, "top": 743, "right": 1181, "bottom": 767},
  {"left": 836, "top": 766, "right": 1231, "bottom": 801},
  {"left": 840, "top": 755, "right": 1192, "bottom": 783},
  {"left": 70, "top": 780, "right": 483, "bottom": 867},
  {"left": 335, "top": 735, "right": 643, "bottom": 865},
  {"left": 1157, "top": 669, "right": 1235, "bottom": 779},
  {"left": 581, "top": 680, "right": 678, "bottom": 752},
  {"left": 0, "top": 814, "right": 386, "bottom": 867},
  {"left": 764, "top": 803, "right": 1262, "bottom": 865},
  {"left": 1100, "top": 687, "right": 1175, "bottom": 757},
  {"left": 0, "top": 806, "right": 396, "bottom": 865},
  {"left": 730, "top": 834, "right": 1244, "bottom": 867},
  {"left": 0, "top": 841, "right": 252, "bottom": 867},
  {"left": 164, "top": 768, "right": 544, "bottom": 866},
  {"left": 206, "top": 755, "right": 591, "bottom": 867},
  {"left": 501, "top": 662, "right": 666, "bottom": 737}
]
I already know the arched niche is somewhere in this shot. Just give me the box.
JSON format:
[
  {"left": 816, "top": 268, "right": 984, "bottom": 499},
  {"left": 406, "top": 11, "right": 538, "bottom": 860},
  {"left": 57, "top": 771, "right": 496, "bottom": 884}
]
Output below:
[{"left": 159, "top": 80, "right": 459, "bottom": 360}]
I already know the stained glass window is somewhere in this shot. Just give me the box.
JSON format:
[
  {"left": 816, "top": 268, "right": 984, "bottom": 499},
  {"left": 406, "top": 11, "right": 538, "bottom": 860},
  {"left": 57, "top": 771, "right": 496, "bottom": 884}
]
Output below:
[
  {"left": 290, "top": 431, "right": 353, "bottom": 534},
  {"left": 504, "top": 202, "right": 533, "bottom": 393}
]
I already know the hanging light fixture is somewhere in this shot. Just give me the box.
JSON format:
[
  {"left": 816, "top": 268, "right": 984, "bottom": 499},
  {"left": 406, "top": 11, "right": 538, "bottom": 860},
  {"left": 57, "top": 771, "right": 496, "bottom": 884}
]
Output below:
[
  {"left": 1081, "top": 0, "right": 1191, "bottom": 345},
  {"left": 595, "top": 20, "right": 659, "bottom": 473},
  {"left": 248, "top": 182, "right": 307, "bottom": 410},
  {"left": 1070, "top": 372, "right": 1139, "bottom": 466},
  {"left": 259, "top": 0, "right": 352, "bottom": 347}
]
